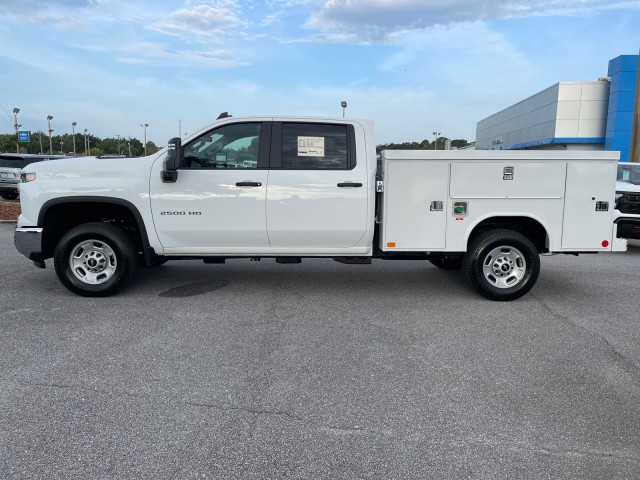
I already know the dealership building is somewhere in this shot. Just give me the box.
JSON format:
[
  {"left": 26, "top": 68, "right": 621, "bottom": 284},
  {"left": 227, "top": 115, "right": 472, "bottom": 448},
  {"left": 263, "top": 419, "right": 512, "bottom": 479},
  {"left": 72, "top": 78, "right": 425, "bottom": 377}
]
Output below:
[{"left": 475, "top": 55, "right": 639, "bottom": 162}]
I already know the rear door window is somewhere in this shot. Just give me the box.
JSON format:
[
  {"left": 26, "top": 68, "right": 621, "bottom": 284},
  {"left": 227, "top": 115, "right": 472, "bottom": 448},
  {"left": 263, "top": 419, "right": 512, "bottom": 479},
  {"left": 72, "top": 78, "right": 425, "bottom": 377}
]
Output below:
[
  {"left": 279, "top": 123, "right": 354, "bottom": 169},
  {"left": 0, "top": 158, "right": 24, "bottom": 169}
]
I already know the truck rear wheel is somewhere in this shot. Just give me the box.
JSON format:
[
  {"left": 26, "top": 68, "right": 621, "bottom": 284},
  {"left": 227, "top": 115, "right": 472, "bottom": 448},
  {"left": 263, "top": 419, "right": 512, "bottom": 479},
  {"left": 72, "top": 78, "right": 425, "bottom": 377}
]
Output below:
[
  {"left": 464, "top": 229, "right": 540, "bottom": 301},
  {"left": 54, "top": 222, "right": 137, "bottom": 297}
]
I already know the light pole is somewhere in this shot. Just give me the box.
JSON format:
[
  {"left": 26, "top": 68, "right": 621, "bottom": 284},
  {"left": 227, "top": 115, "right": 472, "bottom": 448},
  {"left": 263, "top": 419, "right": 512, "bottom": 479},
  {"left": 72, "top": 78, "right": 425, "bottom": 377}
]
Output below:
[
  {"left": 59, "top": 139, "right": 64, "bottom": 155},
  {"left": 140, "top": 123, "right": 148, "bottom": 157},
  {"left": 341, "top": 101, "right": 347, "bottom": 118},
  {"left": 128, "top": 137, "right": 132, "bottom": 157},
  {"left": 432, "top": 131, "right": 441, "bottom": 150},
  {"left": 13, "top": 108, "right": 20, "bottom": 153},
  {"left": 72, "top": 122, "right": 77, "bottom": 156},
  {"left": 84, "top": 129, "right": 88, "bottom": 156},
  {"left": 47, "top": 115, "right": 54, "bottom": 154}
]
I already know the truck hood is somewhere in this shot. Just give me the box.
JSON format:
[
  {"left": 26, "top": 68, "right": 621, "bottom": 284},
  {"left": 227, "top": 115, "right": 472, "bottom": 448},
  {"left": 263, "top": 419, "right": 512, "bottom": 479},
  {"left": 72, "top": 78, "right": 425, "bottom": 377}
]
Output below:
[
  {"left": 617, "top": 180, "right": 640, "bottom": 193},
  {"left": 22, "top": 154, "right": 159, "bottom": 178}
]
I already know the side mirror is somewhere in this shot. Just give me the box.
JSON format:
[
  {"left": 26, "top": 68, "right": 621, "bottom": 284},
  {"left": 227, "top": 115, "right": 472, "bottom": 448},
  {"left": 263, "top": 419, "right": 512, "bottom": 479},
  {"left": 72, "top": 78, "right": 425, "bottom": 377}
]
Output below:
[{"left": 162, "top": 137, "right": 182, "bottom": 183}]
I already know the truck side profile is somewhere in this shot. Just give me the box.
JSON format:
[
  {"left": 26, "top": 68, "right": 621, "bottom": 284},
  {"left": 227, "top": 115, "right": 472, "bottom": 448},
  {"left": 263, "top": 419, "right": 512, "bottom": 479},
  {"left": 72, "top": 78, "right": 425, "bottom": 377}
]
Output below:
[{"left": 14, "top": 115, "right": 640, "bottom": 300}]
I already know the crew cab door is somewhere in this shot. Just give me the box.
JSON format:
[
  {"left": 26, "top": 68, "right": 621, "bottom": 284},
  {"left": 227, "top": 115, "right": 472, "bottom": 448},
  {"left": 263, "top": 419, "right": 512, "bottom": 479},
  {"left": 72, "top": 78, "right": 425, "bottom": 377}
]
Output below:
[
  {"left": 150, "top": 122, "right": 270, "bottom": 250},
  {"left": 266, "top": 122, "right": 369, "bottom": 248}
]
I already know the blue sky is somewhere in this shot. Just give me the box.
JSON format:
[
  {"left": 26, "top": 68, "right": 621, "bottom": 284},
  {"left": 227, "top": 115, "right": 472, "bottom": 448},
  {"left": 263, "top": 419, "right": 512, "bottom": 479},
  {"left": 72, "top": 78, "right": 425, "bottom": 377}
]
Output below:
[{"left": 1, "top": 0, "right": 639, "bottom": 146}]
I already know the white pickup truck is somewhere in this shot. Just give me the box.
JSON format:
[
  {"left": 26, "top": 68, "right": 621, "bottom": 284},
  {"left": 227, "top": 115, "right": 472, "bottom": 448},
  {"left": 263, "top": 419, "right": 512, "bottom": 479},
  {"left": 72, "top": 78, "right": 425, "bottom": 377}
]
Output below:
[{"left": 14, "top": 115, "right": 640, "bottom": 300}]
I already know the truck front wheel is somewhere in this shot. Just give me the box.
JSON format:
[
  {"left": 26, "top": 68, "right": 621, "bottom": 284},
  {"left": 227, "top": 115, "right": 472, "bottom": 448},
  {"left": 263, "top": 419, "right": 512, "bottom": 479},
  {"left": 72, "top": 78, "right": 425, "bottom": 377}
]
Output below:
[
  {"left": 54, "top": 222, "right": 137, "bottom": 297},
  {"left": 464, "top": 229, "right": 540, "bottom": 301}
]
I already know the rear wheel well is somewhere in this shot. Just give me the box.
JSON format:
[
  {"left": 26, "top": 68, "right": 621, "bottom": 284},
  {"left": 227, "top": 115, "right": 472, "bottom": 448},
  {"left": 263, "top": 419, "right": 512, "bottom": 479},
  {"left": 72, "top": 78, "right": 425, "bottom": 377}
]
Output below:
[
  {"left": 469, "top": 217, "right": 549, "bottom": 253},
  {"left": 41, "top": 201, "right": 146, "bottom": 260}
]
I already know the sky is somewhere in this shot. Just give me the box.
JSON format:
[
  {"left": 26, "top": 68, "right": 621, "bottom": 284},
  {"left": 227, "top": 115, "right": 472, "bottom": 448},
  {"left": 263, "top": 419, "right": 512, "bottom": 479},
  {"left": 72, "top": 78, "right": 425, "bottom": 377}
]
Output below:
[{"left": 1, "top": 0, "right": 639, "bottom": 146}]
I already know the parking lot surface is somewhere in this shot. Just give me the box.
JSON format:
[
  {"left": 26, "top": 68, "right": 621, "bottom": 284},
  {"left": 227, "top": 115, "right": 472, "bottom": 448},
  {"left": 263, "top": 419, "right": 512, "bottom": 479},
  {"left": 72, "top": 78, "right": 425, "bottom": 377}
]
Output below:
[{"left": 1, "top": 223, "right": 640, "bottom": 479}]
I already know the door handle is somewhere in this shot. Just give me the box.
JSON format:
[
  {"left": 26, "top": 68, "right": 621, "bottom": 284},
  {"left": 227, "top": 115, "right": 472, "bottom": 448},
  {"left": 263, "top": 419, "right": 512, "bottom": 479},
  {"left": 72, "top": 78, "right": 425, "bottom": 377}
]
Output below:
[
  {"left": 236, "top": 181, "right": 262, "bottom": 187},
  {"left": 337, "top": 182, "right": 363, "bottom": 187}
]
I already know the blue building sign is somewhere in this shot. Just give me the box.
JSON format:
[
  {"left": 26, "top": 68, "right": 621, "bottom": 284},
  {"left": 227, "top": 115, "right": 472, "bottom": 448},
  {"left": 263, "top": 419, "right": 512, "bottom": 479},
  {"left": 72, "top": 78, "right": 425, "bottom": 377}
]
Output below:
[
  {"left": 18, "top": 131, "right": 30, "bottom": 142},
  {"left": 605, "top": 55, "right": 639, "bottom": 162}
]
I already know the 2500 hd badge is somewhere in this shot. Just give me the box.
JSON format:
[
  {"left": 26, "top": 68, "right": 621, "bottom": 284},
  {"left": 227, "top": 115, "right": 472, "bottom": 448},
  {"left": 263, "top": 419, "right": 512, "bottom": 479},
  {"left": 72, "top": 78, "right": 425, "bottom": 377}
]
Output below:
[{"left": 160, "top": 211, "right": 202, "bottom": 215}]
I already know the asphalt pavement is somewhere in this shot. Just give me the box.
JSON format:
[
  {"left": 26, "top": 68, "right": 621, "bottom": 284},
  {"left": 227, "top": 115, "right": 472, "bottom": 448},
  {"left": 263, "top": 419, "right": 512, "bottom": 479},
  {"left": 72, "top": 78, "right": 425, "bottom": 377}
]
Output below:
[{"left": 1, "top": 222, "right": 640, "bottom": 479}]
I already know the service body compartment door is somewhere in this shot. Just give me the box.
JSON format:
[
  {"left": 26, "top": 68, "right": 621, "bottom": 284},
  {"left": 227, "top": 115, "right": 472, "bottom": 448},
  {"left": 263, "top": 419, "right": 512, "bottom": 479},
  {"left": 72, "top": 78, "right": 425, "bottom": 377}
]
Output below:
[
  {"left": 562, "top": 162, "right": 616, "bottom": 249},
  {"left": 382, "top": 161, "right": 449, "bottom": 250}
]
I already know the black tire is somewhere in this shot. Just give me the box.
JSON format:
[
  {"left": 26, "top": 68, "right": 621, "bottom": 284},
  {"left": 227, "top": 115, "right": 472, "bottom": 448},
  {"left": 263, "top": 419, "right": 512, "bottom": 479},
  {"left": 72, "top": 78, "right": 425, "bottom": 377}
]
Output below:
[
  {"left": 1, "top": 191, "right": 19, "bottom": 200},
  {"left": 464, "top": 229, "right": 540, "bottom": 301},
  {"left": 429, "top": 256, "right": 463, "bottom": 270},
  {"left": 54, "top": 222, "right": 138, "bottom": 297}
]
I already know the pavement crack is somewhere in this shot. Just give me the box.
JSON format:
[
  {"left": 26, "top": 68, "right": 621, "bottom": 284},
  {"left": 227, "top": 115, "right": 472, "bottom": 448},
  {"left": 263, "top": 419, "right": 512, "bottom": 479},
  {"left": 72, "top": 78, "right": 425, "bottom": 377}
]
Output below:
[
  {"left": 19, "top": 380, "right": 144, "bottom": 399},
  {"left": 530, "top": 292, "right": 640, "bottom": 381},
  {"left": 184, "top": 400, "right": 304, "bottom": 421}
]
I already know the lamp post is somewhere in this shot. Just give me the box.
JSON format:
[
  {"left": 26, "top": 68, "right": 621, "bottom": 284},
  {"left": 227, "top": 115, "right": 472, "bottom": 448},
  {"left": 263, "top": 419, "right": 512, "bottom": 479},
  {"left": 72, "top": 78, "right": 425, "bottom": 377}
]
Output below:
[
  {"left": 13, "top": 108, "right": 20, "bottom": 153},
  {"left": 59, "top": 139, "right": 64, "bottom": 155},
  {"left": 432, "top": 131, "right": 441, "bottom": 150},
  {"left": 72, "top": 122, "right": 77, "bottom": 156},
  {"left": 140, "top": 123, "right": 149, "bottom": 157},
  {"left": 47, "top": 115, "right": 54, "bottom": 154},
  {"left": 84, "top": 129, "right": 88, "bottom": 156},
  {"left": 341, "top": 101, "right": 347, "bottom": 118}
]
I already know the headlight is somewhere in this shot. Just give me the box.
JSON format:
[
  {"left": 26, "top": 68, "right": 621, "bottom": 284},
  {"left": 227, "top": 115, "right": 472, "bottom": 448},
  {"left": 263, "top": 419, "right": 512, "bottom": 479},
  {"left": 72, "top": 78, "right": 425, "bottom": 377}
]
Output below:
[{"left": 21, "top": 172, "right": 36, "bottom": 182}]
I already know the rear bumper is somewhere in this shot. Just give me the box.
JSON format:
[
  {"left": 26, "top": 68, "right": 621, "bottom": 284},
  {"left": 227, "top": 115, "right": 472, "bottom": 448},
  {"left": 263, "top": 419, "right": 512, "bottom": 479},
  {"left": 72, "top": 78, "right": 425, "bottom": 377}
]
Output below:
[
  {"left": 14, "top": 227, "right": 44, "bottom": 262},
  {"left": 0, "top": 183, "right": 19, "bottom": 193}
]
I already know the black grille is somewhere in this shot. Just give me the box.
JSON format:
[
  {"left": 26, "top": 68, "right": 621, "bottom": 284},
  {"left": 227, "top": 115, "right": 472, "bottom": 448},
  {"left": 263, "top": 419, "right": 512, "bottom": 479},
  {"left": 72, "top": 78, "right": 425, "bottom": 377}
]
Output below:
[{"left": 618, "top": 196, "right": 640, "bottom": 214}]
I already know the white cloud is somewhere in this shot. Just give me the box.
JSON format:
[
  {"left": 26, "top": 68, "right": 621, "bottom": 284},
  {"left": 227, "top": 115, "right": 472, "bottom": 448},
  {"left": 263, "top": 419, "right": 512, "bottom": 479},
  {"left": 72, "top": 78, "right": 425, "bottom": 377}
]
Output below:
[
  {"left": 117, "top": 42, "right": 244, "bottom": 68},
  {"left": 0, "top": 0, "right": 108, "bottom": 28},
  {"left": 147, "top": 1, "right": 243, "bottom": 41},
  {"left": 306, "top": 0, "right": 640, "bottom": 42}
]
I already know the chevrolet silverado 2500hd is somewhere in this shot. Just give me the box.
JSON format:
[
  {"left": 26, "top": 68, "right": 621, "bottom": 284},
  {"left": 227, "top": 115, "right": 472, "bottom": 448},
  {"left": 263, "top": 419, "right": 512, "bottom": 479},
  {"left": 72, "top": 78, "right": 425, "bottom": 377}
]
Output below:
[
  {"left": 615, "top": 161, "right": 640, "bottom": 239},
  {"left": 14, "top": 115, "right": 640, "bottom": 300}
]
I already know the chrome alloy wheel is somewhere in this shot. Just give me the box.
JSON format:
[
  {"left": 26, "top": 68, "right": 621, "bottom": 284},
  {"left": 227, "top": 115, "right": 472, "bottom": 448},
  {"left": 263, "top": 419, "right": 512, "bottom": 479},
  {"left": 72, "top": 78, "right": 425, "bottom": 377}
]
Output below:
[
  {"left": 69, "top": 239, "right": 117, "bottom": 285},
  {"left": 482, "top": 246, "right": 526, "bottom": 289}
]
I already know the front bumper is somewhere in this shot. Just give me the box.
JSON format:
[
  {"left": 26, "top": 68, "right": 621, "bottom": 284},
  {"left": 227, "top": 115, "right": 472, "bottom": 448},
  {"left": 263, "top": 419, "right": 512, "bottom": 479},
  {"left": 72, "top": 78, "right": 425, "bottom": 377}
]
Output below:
[
  {"left": 14, "top": 227, "right": 45, "bottom": 262},
  {"left": 615, "top": 217, "right": 640, "bottom": 240}
]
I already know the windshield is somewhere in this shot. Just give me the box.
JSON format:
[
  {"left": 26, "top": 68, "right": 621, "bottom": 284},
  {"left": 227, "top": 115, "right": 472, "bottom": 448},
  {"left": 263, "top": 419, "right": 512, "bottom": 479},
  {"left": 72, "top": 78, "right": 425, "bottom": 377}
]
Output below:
[
  {"left": 617, "top": 163, "right": 640, "bottom": 185},
  {"left": 0, "top": 159, "right": 24, "bottom": 169}
]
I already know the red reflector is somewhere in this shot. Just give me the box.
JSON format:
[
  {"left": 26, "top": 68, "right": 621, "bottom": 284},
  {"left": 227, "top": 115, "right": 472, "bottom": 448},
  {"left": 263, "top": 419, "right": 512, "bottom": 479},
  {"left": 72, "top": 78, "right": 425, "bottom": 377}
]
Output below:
[{"left": 602, "top": 240, "right": 609, "bottom": 248}]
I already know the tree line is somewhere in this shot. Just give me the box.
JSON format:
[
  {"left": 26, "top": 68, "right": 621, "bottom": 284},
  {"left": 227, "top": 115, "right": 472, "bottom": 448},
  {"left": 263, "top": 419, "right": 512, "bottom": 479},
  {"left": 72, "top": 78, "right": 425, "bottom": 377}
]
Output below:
[
  {"left": 2, "top": 131, "right": 471, "bottom": 157},
  {"left": 376, "top": 137, "right": 471, "bottom": 153},
  {"left": 0, "top": 132, "right": 159, "bottom": 157}
]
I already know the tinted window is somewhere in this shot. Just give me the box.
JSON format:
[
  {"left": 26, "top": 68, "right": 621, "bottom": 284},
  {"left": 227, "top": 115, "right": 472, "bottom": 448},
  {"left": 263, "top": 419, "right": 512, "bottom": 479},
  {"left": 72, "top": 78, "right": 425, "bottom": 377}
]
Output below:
[
  {"left": 183, "top": 123, "right": 261, "bottom": 169},
  {"left": 0, "top": 159, "right": 23, "bottom": 168},
  {"left": 618, "top": 163, "right": 640, "bottom": 185},
  {"left": 281, "top": 124, "right": 349, "bottom": 169}
]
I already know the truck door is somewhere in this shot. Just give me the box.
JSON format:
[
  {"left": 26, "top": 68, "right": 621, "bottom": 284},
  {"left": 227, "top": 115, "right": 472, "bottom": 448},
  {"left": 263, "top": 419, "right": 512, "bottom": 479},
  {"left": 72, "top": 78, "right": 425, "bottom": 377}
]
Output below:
[
  {"left": 150, "top": 122, "right": 270, "bottom": 250},
  {"left": 265, "top": 122, "right": 369, "bottom": 248}
]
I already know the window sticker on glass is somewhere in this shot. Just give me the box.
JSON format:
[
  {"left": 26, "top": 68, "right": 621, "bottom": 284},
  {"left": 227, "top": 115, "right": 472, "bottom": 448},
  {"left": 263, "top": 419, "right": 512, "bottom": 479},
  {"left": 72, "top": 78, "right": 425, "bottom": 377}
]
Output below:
[{"left": 298, "top": 136, "right": 325, "bottom": 157}]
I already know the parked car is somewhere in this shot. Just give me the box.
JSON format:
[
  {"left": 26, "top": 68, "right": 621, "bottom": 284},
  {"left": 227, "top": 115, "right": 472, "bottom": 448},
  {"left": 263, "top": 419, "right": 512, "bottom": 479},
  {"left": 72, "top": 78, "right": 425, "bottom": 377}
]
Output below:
[
  {"left": 0, "top": 154, "right": 68, "bottom": 200},
  {"left": 615, "top": 161, "right": 640, "bottom": 239}
]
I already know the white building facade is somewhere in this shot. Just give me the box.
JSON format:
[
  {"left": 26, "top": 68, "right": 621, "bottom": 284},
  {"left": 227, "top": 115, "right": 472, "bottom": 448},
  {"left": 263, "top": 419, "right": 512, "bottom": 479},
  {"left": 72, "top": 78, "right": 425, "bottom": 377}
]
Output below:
[
  {"left": 475, "top": 55, "right": 639, "bottom": 162},
  {"left": 476, "top": 81, "right": 610, "bottom": 151}
]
